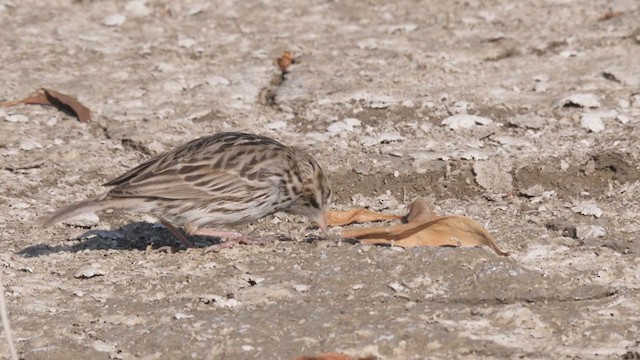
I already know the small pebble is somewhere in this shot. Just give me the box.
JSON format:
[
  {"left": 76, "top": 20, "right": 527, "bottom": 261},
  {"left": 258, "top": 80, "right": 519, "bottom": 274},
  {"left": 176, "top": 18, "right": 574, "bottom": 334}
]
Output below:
[
  {"left": 388, "top": 282, "right": 406, "bottom": 292},
  {"left": 178, "top": 36, "right": 197, "bottom": 49},
  {"left": 616, "top": 114, "right": 629, "bottom": 124},
  {"left": 74, "top": 263, "right": 106, "bottom": 279},
  {"left": 19, "top": 139, "right": 42, "bottom": 151},
  {"left": 103, "top": 14, "right": 126, "bottom": 27},
  {"left": 6, "top": 114, "right": 28, "bottom": 123}
]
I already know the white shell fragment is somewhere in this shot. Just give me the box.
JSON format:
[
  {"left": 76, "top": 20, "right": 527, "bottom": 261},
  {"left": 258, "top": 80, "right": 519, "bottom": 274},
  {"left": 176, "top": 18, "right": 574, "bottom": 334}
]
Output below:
[
  {"left": 125, "top": 0, "right": 151, "bottom": 17},
  {"left": 19, "top": 139, "right": 42, "bottom": 151},
  {"left": 580, "top": 113, "right": 605, "bottom": 133},
  {"left": 178, "top": 36, "right": 197, "bottom": 49},
  {"left": 174, "top": 313, "right": 194, "bottom": 320},
  {"left": 576, "top": 225, "right": 606, "bottom": 239},
  {"left": 5, "top": 114, "right": 29, "bottom": 123},
  {"left": 442, "top": 114, "right": 493, "bottom": 130},
  {"left": 388, "top": 282, "right": 406, "bottom": 292},
  {"left": 571, "top": 203, "right": 603, "bottom": 218},
  {"left": 103, "top": 14, "right": 126, "bottom": 27},
  {"left": 553, "top": 93, "right": 600, "bottom": 109}
]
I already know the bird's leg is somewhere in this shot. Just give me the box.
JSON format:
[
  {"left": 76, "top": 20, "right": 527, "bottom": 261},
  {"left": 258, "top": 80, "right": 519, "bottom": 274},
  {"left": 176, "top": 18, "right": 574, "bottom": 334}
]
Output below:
[
  {"left": 190, "top": 228, "right": 278, "bottom": 253},
  {"left": 160, "top": 220, "right": 194, "bottom": 248}
]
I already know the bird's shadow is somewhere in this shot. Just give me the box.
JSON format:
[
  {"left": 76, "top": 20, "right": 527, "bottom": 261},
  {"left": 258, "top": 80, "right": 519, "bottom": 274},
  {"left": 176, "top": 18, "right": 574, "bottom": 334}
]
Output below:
[{"left": 18, "top": 222, "right": 294, "bottom": 258}]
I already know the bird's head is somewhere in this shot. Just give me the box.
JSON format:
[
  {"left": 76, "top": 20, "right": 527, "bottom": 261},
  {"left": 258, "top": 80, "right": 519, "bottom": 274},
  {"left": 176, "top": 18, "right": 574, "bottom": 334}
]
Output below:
[{"left": 286, "top": 152, "right": 331, "bottom": 231}]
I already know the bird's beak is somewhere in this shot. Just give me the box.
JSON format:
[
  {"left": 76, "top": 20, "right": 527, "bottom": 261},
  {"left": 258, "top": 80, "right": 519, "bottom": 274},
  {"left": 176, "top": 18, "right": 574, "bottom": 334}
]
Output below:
[{"left": 315, "top": 211, "right": 328, "bottom": 232}]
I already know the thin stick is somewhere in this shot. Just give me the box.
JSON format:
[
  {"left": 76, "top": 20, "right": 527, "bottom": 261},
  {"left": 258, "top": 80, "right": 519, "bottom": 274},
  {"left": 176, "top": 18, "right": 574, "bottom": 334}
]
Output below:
[{"left": 0, "top": 273, "right": 18, "bottom": 360}]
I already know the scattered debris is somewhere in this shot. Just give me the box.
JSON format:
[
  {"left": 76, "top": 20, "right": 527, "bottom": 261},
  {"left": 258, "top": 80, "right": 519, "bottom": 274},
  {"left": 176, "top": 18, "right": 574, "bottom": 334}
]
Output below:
[
  {"left": 491, "top": 135, "right": 530, "bottom": 147},
  {"left": 200, "top": 295, "right": 240, "bottom": 308},
  {"left": 508, "top": 114, "right": 547, "bottom": 129},
  {"left": 473, "top": 159, "right": 514, "bottom": 194},
  {"left": 360, "top": 132, "right": 405, "bottom": 146},
  {"left": 441, "top": 114, "right": 493, "bottom": 130},
  {"left": 327, "top": 118, "right": 362, "bottom": 135}
]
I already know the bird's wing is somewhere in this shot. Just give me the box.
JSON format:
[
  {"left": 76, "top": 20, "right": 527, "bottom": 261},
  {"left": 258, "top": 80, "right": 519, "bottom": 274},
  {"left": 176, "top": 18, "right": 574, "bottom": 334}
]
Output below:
[
  {"left": 107, "top": 162, "right": 256, "bottom": 200},
  {"left": 103, "top": 154, "right": 163, "bottom": 186}
]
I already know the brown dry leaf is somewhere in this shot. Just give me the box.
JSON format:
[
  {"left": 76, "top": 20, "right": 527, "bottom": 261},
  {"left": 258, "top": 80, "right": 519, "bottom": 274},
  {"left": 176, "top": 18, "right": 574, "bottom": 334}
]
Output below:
[
  {"left": 295, "top": 353, "right": 375, "bottom": 360},
  {"left": 0, "top": 88, "right": 91, "bottom": 123},
  {"left": 405, "top": 197, "right": 439, "bottom": 223},
  {"left": 343, "top": 216, "right": 509, "bottom": 256},
  {"left": 597, "top": 9, "right": 623, "bottom": 21},
  {"left": 277, "top": 51, "right": 295, "bottom": 73},
  {"left": 327, "top": 208, "right": 402, "bottom": 227},
  {"left": 338, "top": 198, "right": 509, "bottom": 256}
]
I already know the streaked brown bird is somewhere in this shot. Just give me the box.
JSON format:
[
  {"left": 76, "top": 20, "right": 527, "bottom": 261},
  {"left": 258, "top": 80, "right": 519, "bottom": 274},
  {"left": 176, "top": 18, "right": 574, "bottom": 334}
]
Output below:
[{"left": 39, "top": 132, "right": 332, "bottom": 250}]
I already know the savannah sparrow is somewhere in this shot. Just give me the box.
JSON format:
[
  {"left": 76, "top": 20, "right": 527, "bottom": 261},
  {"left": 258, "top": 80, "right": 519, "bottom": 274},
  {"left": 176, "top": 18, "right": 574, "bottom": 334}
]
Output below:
[{"left": 39, "top": 132, "right": 332, "bottom": 249}]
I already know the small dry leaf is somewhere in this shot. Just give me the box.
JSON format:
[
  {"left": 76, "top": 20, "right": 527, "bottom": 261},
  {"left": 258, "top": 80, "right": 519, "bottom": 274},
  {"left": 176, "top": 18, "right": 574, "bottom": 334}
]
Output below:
[
  {"left": 277, "top": 51, "right": 295, "bottom": 73},
  {"left": 327, "top": 208, "right": 403, "bottom": 227},
  {"left": 295, "top": 353, "right": 375, "bottom": 360},
  {"left": 337, "top": 198, "right": 509, "bottom": 256},
  {"left": 597, "top": 9, "right": 623, "bottom": 21},
  {"left": 0, "top": 88, "right": 91, "bottom": 123}
]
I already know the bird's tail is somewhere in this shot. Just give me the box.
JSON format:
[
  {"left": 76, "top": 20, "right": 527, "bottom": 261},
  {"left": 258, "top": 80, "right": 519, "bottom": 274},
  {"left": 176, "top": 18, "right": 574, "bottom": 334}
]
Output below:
[{"left": 36, "top": 195, "right": 131, "bottom": 226}]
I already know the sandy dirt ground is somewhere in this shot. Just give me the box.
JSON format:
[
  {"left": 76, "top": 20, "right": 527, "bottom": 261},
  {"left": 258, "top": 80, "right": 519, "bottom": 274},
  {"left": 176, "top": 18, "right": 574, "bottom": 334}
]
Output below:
[{"left": 1, "top": 0, "right": 640, "bottom": 359}]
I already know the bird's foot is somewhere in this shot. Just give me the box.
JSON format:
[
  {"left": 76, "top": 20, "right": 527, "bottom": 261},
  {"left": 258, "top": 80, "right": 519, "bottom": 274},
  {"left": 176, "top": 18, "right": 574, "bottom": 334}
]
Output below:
[{"left": 191, "top": 230, "right": 278, "bottom": 253}]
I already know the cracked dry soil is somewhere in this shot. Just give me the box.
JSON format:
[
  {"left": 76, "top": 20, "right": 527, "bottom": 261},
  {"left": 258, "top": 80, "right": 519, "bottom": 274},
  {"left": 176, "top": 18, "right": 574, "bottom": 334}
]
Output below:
[{"left": 1, "top": 0, "right": 640, "bottom": 359}]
